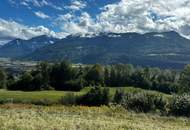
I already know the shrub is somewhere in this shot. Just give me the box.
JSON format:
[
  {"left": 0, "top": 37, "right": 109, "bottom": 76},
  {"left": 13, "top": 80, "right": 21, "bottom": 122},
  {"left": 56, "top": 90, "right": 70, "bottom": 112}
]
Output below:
[
  {"left": 113, "top": 89, "right": 125, "bottom": 104},
  {"left": 169, "top": 94, "right": 190, "bottom": 116},
  {"left": 59, "top": 93, "right": 78, "bottom": 105},
  {"left": 78, "top": 87, "right": 110, "bottom": 106},
  {"left": 120, "top": 92, "right": 167, "bottom": 113},
  {"left": 31, "top": 99, "right": 55, "bottom": 106}
]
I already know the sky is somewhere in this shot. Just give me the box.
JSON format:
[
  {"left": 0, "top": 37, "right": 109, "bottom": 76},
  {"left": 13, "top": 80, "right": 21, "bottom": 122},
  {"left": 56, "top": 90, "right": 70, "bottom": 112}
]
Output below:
[{"left": 0, "top": 0, "right": 190, "bottom": 44}]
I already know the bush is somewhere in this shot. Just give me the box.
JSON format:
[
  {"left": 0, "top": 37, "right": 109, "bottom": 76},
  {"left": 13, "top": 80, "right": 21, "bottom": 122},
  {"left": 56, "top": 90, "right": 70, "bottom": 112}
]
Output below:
[
  {"left": 113, "top": 89, "right": 125, "bottom": 104},
  {"left": 59, "top": 93, "right": 78, "bottom": 105},
  {"left": 78, "top": 87, "right": 110, "bottom": 106},
  {"left": 120, "top": 92, "right": 167, "bottom": 113},
  {"left": 169, "top": 94, "right": 190, "bottom": 117}
]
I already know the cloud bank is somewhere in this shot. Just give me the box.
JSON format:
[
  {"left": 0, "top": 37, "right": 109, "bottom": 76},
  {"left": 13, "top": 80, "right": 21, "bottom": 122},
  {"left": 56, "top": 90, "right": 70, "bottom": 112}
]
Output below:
[{"left": 56, "top": 0, "right": 190, "bottom": 39}]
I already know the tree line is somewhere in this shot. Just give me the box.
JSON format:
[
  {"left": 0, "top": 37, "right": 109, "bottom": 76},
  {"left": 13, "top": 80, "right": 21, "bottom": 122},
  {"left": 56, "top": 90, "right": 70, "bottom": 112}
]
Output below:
[{"left": 0, "top": 61, "right": 190, "bottom": 94}]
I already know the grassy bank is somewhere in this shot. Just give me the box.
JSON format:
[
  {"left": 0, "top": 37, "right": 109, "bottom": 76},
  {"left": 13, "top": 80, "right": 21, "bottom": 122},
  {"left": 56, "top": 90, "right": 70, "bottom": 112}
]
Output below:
[{"left": 0, "top": 104, "right": 189, "bottom": 130}]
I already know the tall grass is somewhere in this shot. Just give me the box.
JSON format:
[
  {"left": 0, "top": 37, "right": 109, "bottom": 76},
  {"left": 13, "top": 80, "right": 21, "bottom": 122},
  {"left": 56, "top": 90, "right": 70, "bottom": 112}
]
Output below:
[{"left": 0, "top": 104, "right": 189, "bottom": 130}]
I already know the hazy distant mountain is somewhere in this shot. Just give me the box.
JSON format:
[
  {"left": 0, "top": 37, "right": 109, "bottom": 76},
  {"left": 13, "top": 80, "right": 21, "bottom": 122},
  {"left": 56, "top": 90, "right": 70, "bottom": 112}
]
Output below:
[
  {"left": 0, "top": 35, "right": 59, "bottom": 58},
  {"left": 21, "top": 31, "right": 190, "bottom": 69}
]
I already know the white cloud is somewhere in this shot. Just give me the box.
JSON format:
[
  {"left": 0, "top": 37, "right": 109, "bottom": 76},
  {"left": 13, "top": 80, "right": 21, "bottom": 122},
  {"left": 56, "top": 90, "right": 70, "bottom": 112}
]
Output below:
[
  {"left": 55, "top": 0, "right": 190, "bottom": 39},
  {"left": 55, "top": 12, "right": 100, "bottom": 35},
  {"left": 0, "top": 19, "right": 66, "bottom": 45},
  {"left": 20, "top": 1, "right": 29, "bottom": 6},
  {"left": 29, "top": 0, "right": 63, "bottom": 10},
  {"left": 66, "top": 0, "right": 87, "bottom": 11},
  {"left": 51, "top": 5, "right": 63, "bottom": 11},
  {"left": 9, "top": 0, "right": 63, "bottom": 11},
  {"left": 34, "top": 11, "right": 50, "bottom": 19},
  {"left": 97, "top": 0, "right": 190, "bottom": 38},
  {"left": 25, "top": 0, "right": 48, "bottom": 7},
  {"left": 28, "top": 0, "right": 63, "bottom": 10},
  {"left": 7, "top": 0, "right": 190, "bottom": 40}
]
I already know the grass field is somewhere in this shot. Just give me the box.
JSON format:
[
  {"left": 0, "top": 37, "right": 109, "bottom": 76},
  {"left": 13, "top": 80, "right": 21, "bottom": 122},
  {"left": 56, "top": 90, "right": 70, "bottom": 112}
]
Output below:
[
  {"left": 0, "top": 104, "right": 189, "bottom": 130},
  {"left": 0, "top": 87, "right": 188, "bottom": 130},
  {"left": 0, "top": 87, "right": 169, "bottom": 104}
]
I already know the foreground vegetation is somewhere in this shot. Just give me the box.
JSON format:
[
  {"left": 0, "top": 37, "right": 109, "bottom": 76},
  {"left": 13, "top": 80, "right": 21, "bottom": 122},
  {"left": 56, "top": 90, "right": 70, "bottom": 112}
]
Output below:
[
  {"left": 0, "top": 87, "right": 189, "bottom": 117},
  {"left": 0, "top": 104, "right": 189, "bottom": 130},
  {"left": 0, "top": 61, "right": 190, "bottom": 116}
]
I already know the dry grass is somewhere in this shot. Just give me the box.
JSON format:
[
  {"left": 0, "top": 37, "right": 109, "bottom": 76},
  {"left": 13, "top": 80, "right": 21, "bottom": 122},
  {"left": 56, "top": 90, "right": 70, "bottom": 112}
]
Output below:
[{"left": 0, "top": 104, "right": 189, "bottom": 130}]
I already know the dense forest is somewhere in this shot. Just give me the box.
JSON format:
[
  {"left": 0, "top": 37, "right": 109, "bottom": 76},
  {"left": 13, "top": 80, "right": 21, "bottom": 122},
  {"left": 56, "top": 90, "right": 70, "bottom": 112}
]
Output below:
[{"left": 0, "top": 61, "right": 189, "bottom": 94}]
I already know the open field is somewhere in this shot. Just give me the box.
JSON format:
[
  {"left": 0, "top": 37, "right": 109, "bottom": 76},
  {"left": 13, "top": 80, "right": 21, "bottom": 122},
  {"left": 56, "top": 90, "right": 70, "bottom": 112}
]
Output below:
[
  {"left": 0, "top": 104, "right": 189, "bottom": 130},
  {"left": 0, "top": 87, "right": 169, "bottom": 104}
]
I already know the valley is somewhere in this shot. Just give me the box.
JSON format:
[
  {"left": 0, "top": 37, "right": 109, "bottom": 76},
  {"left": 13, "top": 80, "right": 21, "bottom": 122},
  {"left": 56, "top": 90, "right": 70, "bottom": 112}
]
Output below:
[{"left": 0, "top": 58, "right": 36, "bottom": 74}]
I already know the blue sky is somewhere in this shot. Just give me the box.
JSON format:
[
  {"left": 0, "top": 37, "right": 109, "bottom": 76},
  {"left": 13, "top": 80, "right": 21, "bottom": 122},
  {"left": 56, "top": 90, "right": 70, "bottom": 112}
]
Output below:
[
  {"left": 0, "top": 0, "right": 190, "bottom": 44},
  {"left": 0, "top": 0, "right": 118, "bottom": 32}
]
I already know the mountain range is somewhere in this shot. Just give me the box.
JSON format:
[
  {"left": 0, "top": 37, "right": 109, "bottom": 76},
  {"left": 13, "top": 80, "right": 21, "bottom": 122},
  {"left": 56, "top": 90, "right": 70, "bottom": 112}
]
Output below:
[
  {"left": 0, "top": 35, "right": 59, "bottom": 58},
  {"left": 1, "top": 31, "right": 190, "bottom": 69}
]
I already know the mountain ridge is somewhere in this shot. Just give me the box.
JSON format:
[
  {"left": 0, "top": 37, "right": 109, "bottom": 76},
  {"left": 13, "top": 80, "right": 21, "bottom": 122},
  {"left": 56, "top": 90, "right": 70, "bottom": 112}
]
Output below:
[
  {"left": 21, "top": 31, "right": 190, "bottom": 69},
  {"left": 0, "top": 31, "right": 190, "bottom": 69}
]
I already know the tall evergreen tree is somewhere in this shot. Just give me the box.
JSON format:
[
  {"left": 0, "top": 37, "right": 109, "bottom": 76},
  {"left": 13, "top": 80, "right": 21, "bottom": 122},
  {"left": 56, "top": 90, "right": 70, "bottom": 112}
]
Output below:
[
  {"left": 50, "top": 61, "right": 75, "bottom": 90},
  {"left": 0, "top": 69, "right": 6, "bottom": 88}
]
